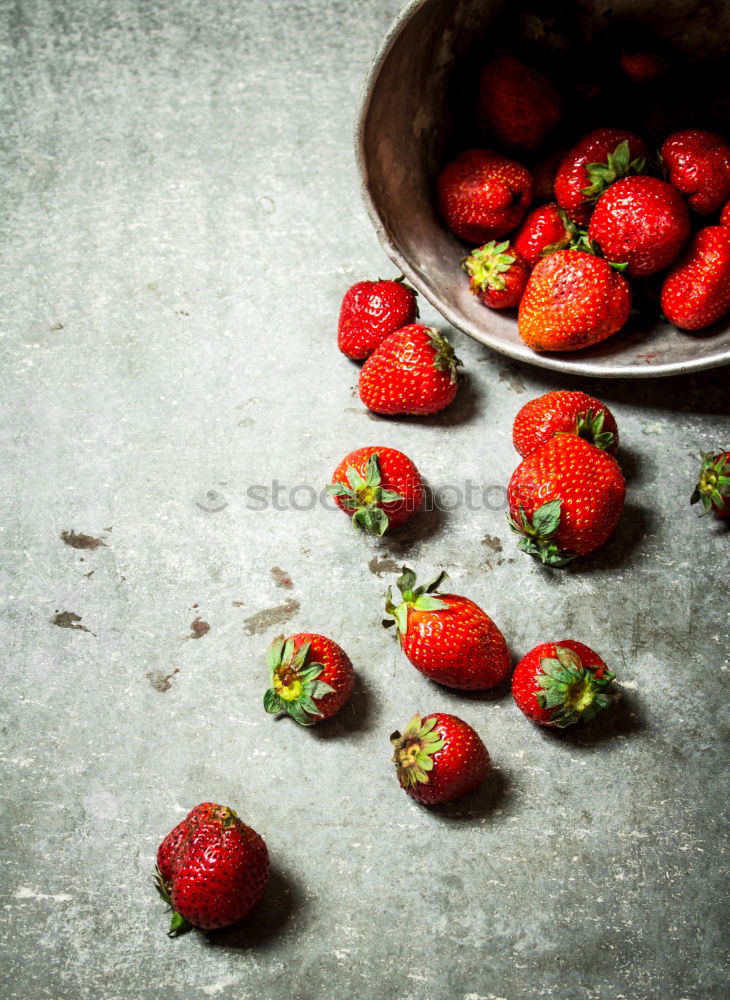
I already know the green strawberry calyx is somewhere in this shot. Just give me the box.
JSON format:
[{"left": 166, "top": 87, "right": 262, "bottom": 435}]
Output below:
[
  {"left": 536, "top": 645, "right": 615, "bottom": 727},
  {"left": 390, "top": 713, "right": 445, "bottom": 789},
  {"left": 507, "top": 499, "right": 577, "bottom": 567},
  {"left": 539, "top": 208, "right": 581, "bottom": 259},
  {"left": 154, "top": 867, "right": 192, "bottom": 937},
  {"left": 462, "top": 241, "right": 516, "bottom": 293},
  {"left": 581, "top": 139, "right": 646, "bottom": 202},
  {"left": 383, "top": 566, "right": 449, "bottom": 636},
  {"left": 325, "top": 452, "right": 404, "bottom": 537},
  {"left": 574, "top": 409, "right": 616, "bottom": 451},
  {"left": 426, "top": 328, "right": 463, "bottom": 385},
  {"left": 691, "top": 451, "right": 730, "bottom": 515},
  {"left": 263, "top": 635, "right": 336, "bottom": 726}
]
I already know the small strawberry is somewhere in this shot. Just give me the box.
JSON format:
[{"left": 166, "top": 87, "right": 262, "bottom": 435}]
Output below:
[
  {"left": 437, "top": 149, "right": 532, "bottom": 244},
  {"left": 512, "top": 640, "right": 615, "bottom": 727},
  {"left": 691, "top": 451, "right": 730, "bottom": 517},
  {"left": 588, "top": 175, "right": 690, "bottom": 277},
  {"left": 264, "top": 633, "right": 355, "bottom": 725},
  {"left": 513, "top": 390, "right": 619, "bottom": 457},
  {"left": 619, "top": 50, "right": 665, "bottom": 83},
  {"left": 660, "top": 226, "right": 730, "bottom": 330},
  {"left": 477, "top": 55, "right": 561, "bottom": 152},
  {"left": 327, "top": 446, "right": 424, "bottom": 536},
  {"left": 517, "top": 249, "right": 631, "bottom": 353},
  {"left": 384, "top": 567, "right": 510, "bottom": 690},
  {"left": 512, "top": 202, "right": 575, "bottom": 266},
  {"left": 337, "top": 278, "right": 418, "bottom": 361},
  {"left": 155, "top": 802, "right": 269, "bottom": 934},
  {"left": 554, "top": 129, "right": 647, "bottom": 224},
  {"left": 390, "top": 712, "right": 490, "bottom": 805},
  {"left": 507, "top": 435, "right": 626, "bottom": 565},
  {"left": 721, "top": 200, "right": 730, "bottom": 228},
  {"left": 660, "top": 130, "right": 730, "bottom": 216},
  {"left": 462, "top": 240, "right": 530, "bottom": 309},
  {"left": 359, "top": 324, "right": 462, "bottom": 416}
]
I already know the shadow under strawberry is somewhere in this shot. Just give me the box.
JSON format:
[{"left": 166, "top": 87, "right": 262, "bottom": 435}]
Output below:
[
  {"left": 426, "top": 766, "right": 510, "bottom": 822},
  {"left": 374, "top": 367, "right": 483, "bottom": 429},
  {"left": 304, "top": 671, "right": 377, "bottom": 741},
  {"left": 432, "top": 673, "right": 512, "bottom": 704},
  {"left": 374, "top": 488, "right": 447, "bottom": 547},
  {"left": 560, "top": 503, "right": 649, "bottom": 575},
  {"left": 203, "top": 863, "right": 299, "bottom": 950}
]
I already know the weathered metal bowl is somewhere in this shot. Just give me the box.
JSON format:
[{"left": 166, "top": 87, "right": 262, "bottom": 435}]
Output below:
[{"left": 356, "top": 0, "right": 730, "bottom": 378}]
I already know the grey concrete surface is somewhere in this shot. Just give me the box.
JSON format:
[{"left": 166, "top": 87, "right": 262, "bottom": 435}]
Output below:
[{"left": 1, "top": 2, "right": 728, "bottom": 999}]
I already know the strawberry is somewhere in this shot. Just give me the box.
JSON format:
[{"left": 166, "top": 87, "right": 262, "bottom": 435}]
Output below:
[
  {"left": 384, "top": 567, "right": 510, "bottom": 690},
  {"left": 437, "top": 149, "right": 532, "bottom": 244},
  {"left": 477, "top": 55, "right": 561, "bottom": 152},
  {"left": 619, "top": 50, "right": 665, "bottom": 83},
  {"left": 512, "top": 640, "right": 615, "bottom": 727},
  {"left": 462, "top": 240, "right": 530, "bottom": 309},
  {"left": 512, "top": 202, "right": 575, "bottom": 266},
  {"left": 660, "top": 226, "right": 730, "bottom": 330},
  {"left": 359, "top": 324, "right": 462, "bottom": 416},
  {"left": 588, "top": 175, "right": 690, "bottom": 277},
  {"left": 390, "top": 712, "right": 490, "bottom": 805},
  {"left": 155, "top": 802, "right": 269, "bottom": 934},
  {"left": 507, "top": 435, "right": 626, "bottom": 566},
  {"left": 337, "top": 277, "right": 418, "bottom": 361},
  {"left": 660, "top": 130, "right": 730, "bottom": 216},
  {"left": 517, "top": 249, "right": 631, "bottom": 353},
  {"left": 327, "top": 446, "right": 424, "bottom": 535},
  {"left": 554, "top": 128, "right": 647, "bottom": 224},
  {"left": 721, "top": 200, "right": 730, "bottom": 228},
  {"left": 691, "top": 451, "right": 730, "bottom": 518},
  {"left": 264, "top": 633, "right": 355, "bottom": 725},
  {"left": 513, "top": 390, "right": 619, "bottom": 457}
]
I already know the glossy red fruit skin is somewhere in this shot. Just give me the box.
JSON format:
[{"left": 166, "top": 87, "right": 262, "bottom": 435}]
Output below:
[
  {"left": 464, "top": 242, "right": 530, "bottom": 309},
  {"left": 437, "top": 149, "right": 532, "bottom": 244},
  {"left": 518, "top": 249, "right": 631, "bottom": 353},
  {"left": 660, "top": 130, "right": 730, "bottom": 216},
  {"left": 508, "top": 436, "right": 626, "bottom": 557},
  {"left": 331, "top": 446, "right": 424, "bottom": 528},
  {"left": 660, "top": 226, "right": 730, "bottom": 331},
  {"left": 555, "top": 128, "right": 648, "bottom": 224},
  {"left": 721, "top": 201, "right": 730, "bottom": 228},
  {"left": 337, "top": 280, "right": 418, "bottom": 361},
  {"left": 359, "top": 325, "right": 460, "bottom": 416},
  {"left": 512, "top": 203, "right": 571, "bottom": 266},
  {"left": 513, "top": 390, "right": 619, "bottom": 457},
  {"left": 396, "top": 713, "right": 490, "bottom": 805},
  {"left": 477, "top": 55, "right": 561, "bottom": 152},
  {"left": 287, "top": 633, "right": 355, "bottom": 720},
  {"left": 512, "top": 640, "right": 608, "bottom": 725}
]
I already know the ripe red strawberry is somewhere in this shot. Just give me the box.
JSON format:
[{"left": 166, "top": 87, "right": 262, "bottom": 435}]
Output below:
[
  {"left": 721, "top": 200, "right": 730, "bottom": 228},
  {"left": 437, "top": 149, "right": 532, "bottom": 244},
  {"left": 512, "top": 202, "right": 575, "bottom": 266},
  {"left": 660, "top": 226, "right": 730, "bottom": 330},
  {"left": 390, "top": 712, "right": 490, "bottom": 805},
  {"left": 588, "top": 176, "right": 690, "bottom": 277},
  {"left": 512, "top": 640, "right": 615, "bottom": 727},
  {"left": 155, "top": 802, "right": 269, "bottom": 934},
  {"left": 384, "top": 567, "right": 510, "bottom": 690},
  {"left": 477, "top": 55, "right": 561, "bottom": 152},
  {"left": 554, "top": 128, "right": 647, "bottom": 224},
  {"left": 327, "top": 446, "right": 424, "bottom": 535},
  {"left": 513, "top": 390, "right": 619, "bottom": 457},
  {"left": 660, "top": 130, "right": 730, "bottom": 216},
  {"left": 337, "top": 278, "right": 418, "bottom": 361},
  {"left": 359, "top": 324, "right": 462, "bottom": 416},
  {"left": 462, "top": 240, "right": 530, "bottom": 309},
  {"left": 507, "top": 435, "right": 626, "bottom": 565},
  {"left": 517, "top": 249, "right": 631, "bottom": 352},
  {"left": 264, "top": 633, "right": 355, "bottom": 725},
  {"left": 691, "top": 451, "right": 730, "bottom": 517}
]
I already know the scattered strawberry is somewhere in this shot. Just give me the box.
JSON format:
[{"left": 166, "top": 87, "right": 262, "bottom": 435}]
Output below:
[
  {"left": 507, "top": 435, "right": 626, "bottom": 565},
  {"left": 512, "top": 202, "right": 575, "bottom": 266},
  {"left": 390, "top": 712, "right": 490, "bottom": 805},
  {"left": 660, "top": 130, "right": 730, "bottom": 216},
  {"left": 517, "top": 249, "right": 631, "bottom": 352},
  {"left": 264, "top": 633, "right": 355, "bottom": 725},
  {"left": 660, "top": 225, "right": 730, "bottom": 330},
  {"left": 437, "top": 149, "right": 532, "bottom": 244},
  {"left": 691, "top": 451, "right": 730, "bottom": 517},
  {"left": 721, "top": 200, "right": 730, "bottom": 228},
  {"left": 462, "top": 240, "right": 530, "bottom": 309},
  {"left": 327, "top": 446, "right": 424, "bottom": 535},
  {"left": 554, "top": 128, "right": 647, "bottom": 224},
  {"left": 619, "top": 50, "right": 665, "bottom": 83},
  {"left": 359, "top": 324, "right": 462, "bottom": 416},
  {"left": 513, "top": 390, "right": 619, "bottom": 457},
  {"left": 337, "top": 278, "right": 418, "bottom": 361},
  {"left": 512, "top": 640, "right": 615, "bottom": 727},
  {"left": 155, "top": 802, "right": 269, "bottom": 934},
  {"left": 384, "top": 567, "right": 510, "bottom": 690},
  {"left": 477, "top": 55, "right": 561, "bottom": 152}
]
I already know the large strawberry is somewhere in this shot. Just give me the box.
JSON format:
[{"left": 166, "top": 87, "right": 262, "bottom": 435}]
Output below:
[
  {"left": 337, "top": 278, "right": 418, "bottom": 361},
  {"left": 263, "top": 633, "right": 355, "bottom": 725},
  {"left": 660, "top": 226, "right": 730, "bottom": 331},
  {"left": 554, "top": 128, "right": 647, "bottom": 224},
  {"left": 517, "top": 249, "right": 631, "bottom": 352},
  {"left": 462, "top": 240, "right": 530, "bottom": 309},
  {"left": 390, "top": 712, "right": 490, "bottom": 805},
  {"left": 691, "top": 451, "right": 730, "bottom": 518},
  {"left": 359, "top": 324, "right": 462, "bottom": 416},
  {"left": 155, "top": 802, "right": 269, "bottom": 934},
  {"left": 327, "top": 446, "right": 424, "bottom": 536},
  {"left": 512, "top": 202, "right": 575, "bottom": 266},
  {"left": 437, "top": 149, "right": 532, "bottom": 244},
  {"left": 507, "top": 435, "right": 626, "bottom": 565},
  {"left": 477, "top": 55, "right": 561, "bottom": 152},
  {"left": 512, "top": 640, "right": 615, "bottom": 727},
  {"left": 384, "top": 567, "right": 510, "bottom": 690},
  {"left": 513, "top": 390, "right": 618, "bottom": 457},
  {"left": 660, "top": 130, "right": 730, "bottom": 216}
]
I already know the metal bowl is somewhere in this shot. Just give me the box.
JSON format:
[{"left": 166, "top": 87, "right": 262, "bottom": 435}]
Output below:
[{"left": 356, "top": 0, "right": 730, "bottom": 378}]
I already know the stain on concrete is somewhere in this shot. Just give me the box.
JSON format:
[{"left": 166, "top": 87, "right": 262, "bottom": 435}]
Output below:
[
  {"left": 238, "top": 417, "right": 256, "bottom": 427},
  {"left": 187, "top": 617, "right": 210, "bottom": 639},
  {"left": 60, "top": 531, "right": 107, "bottom": 550},
  {"left": 232, "top": 600, "right": 245, "bottom": 608},
  {"left": 51, "top": 611, "right": 95, "bottom": 635},
  {"left": 368, "top": 555, "right": 401, "bottom": 577},
  {"left": 83, "top": 570, "right": 95, "bottom": 579},
  {"left": 481, "top": 534, "right": 503, "bottom": 554},
  {"left": 243, "top": 600, "right": 299, "bottom": 635},
  {"left": 147, "top": 668, "right": 179, "bottom": 693},
  {"left": 50, "top": 322, "right": 64, "bottom": 331},
  {"left": 271, "top": 566, "right": 294, "bottom": 589},
  {"left": 498, "top": 365, "right": 526, "bottom": 393}
]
